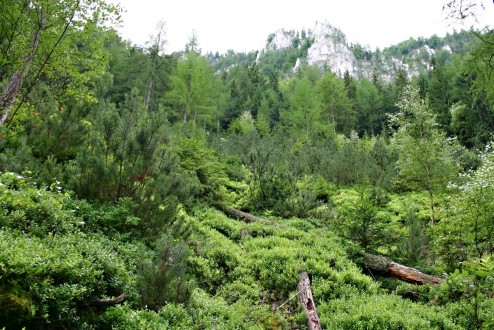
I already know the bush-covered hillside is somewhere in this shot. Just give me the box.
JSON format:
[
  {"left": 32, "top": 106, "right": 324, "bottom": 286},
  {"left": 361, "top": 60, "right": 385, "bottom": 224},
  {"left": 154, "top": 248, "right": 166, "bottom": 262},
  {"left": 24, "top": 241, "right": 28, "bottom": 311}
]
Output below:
[{"left": 1, "top": 1, "right": 494, "bottom": 329}]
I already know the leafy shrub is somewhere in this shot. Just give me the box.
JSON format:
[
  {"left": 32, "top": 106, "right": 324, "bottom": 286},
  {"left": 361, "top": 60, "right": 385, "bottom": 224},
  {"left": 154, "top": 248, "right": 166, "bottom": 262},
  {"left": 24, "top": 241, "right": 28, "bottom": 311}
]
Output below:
[
  {"left": 320, "top": 293, "right": 461, "bottom": 329},
  {"left": 188, "top": 225, "right": 244, "bottom": 293},
  {"left": 137, "top": 234, "right": 193, "bottom": 309},
  {"left": 67, "top": 197, "right": 141, "bottom": 239},
  {"left": 0, "top": 171, "right": 80, "bottom": 236},
  {"left": 0, "top": 229, "right": 136, "bottom": 328}
]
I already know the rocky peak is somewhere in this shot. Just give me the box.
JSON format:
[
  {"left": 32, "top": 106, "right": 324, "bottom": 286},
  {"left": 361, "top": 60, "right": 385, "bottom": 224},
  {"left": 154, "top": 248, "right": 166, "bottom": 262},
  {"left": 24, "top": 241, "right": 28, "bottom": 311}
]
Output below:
[
  {"left": 305, "top": 21, "right": 357, "bottom": 76},
  {"left": 265, "top": 29, "right": 296, "bottom": 51}
]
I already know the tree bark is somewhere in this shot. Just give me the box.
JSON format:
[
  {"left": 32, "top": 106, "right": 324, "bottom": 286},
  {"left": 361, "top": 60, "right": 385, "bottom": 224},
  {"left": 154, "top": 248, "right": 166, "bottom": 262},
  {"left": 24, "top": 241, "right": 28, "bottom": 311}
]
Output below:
[
  {"left": 220, "top": 205, "right": 286, "bottom": 228},
  {"left": 89, "top": 293, "right": 127, "bottom": 307},
  {"left": 363, "top": 253, "right": 444, "bottom": 285},
  {"left": 298, "top": 271, "right": 322, "bottom": 330},
  {"left": 0, "top": 20, "right": 43, "bottom": 125}
]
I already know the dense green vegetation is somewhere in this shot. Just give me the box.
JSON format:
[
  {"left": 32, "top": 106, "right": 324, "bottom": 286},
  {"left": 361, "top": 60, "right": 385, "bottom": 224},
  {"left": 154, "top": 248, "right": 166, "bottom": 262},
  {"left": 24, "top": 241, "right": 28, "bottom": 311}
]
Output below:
[{"left": 1, "top": 1, "right": 494, "bottom": 329}]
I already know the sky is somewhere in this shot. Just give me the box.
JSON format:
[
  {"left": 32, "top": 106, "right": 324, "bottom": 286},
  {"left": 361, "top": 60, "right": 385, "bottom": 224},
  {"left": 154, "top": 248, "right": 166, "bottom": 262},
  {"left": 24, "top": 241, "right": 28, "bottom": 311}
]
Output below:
[{"left": 113, "top": 0, "right": 494, "bottom": 54}]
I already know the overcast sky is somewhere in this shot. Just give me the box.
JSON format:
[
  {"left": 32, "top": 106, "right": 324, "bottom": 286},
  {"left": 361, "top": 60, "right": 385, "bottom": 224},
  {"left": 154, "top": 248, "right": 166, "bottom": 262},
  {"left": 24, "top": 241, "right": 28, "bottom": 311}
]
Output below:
[{"left": 113, "top": 0, "right": 493, "bottom": 54}]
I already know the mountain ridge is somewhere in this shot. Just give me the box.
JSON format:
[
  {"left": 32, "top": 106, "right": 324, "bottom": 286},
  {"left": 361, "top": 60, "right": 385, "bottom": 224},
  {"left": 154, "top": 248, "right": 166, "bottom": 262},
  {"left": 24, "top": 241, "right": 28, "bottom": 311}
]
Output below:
[{"left": 208, "top": 20, "right": 479, "bottom": 81}]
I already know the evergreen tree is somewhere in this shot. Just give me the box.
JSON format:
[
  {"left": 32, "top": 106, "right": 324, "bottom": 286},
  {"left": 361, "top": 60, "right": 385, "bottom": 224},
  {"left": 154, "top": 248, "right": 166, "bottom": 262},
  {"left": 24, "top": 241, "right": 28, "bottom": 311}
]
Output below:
[
  {"left": 317, "top": 70, "right": 354, "bottom": 134},
  {"left": 165, "top": 50, "right": 221, "bottom": 128},
  {"left": 280, "top": 75, "right": 321, "bottom": 143},
  {"left": 71, "top": 91, "right": 192, "bottom": 234},
  {"left": 339, "top": 188, "right": 391, "bottom": 252},
  {"left": 393, "top": 68, "right": 409, "bottom": 101},
  {"left": 427, "top": 56, "right": 454, "bottom": 131},
  {"left": 355, "top": 78, "right": 385, "bottom": 135}
]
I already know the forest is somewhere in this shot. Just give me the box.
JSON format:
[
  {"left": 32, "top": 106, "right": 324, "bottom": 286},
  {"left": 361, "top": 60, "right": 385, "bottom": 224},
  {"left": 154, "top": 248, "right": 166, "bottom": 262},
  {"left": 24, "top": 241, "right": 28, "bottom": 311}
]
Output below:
[{"left": 1, "top": 0, "right": 494, "bottom": 329}]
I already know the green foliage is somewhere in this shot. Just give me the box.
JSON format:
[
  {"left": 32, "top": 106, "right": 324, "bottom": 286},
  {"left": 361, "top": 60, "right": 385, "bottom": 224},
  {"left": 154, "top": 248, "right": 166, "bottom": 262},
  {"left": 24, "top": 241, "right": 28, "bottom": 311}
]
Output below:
[
  {"left": 228, "top": 110, "right": 256, "bottom": 135},
  {"left": 183, "top": 206, "right": 475, "bottom": 329},
  {"left": 280, "top": 74, "right": 322, "bottom": 142},
  {"left": 334, "top": 188, "right": 393, "bottom": 252},
  {"left": 100, "top": 303, "right": 193, "bottom": 329},
  {"left": 0, "top": 0, "right": 119, "bottom": 127},
  {"left": 165, "top": 51, "right": 222, "bottom": 127},
  {"left": 2, "top": 3, "right": 494, "bottom": 327},
  {"left": 354, "top": 78, "right": 385, "bottom": 135},
  {"left": 174, "top": 132, "right": 232, "bottom": 205},
  {"left": 320, "top": 293, "right": 461, "bottom": 329},
  {"left": 0, "top": 171, "right": 79, "bottom": 236},
  {"left": 436, "top": 258, "right": 494, "bottom": 329},
  {"left": 67, "top": 197, "right": 141, "bottom": 240},
  {"left": 69, "top": 92, "right": 192, "bottom": 234},
  {"left": 318, "top": 70, "right": 354, "bottom": 134},
  {"left": 137, "top": 234, "right": 192, "bottom": 309},
  {"left": 397, "top": 206, "right": 429, "bottom": 265},
  {"left": 436, "top": 144, "right": 494, "bottom": 268},
  {"left": 242, "top": 134, "right": 322, "bottom": 217},
  {"left": 0, "top": 229, "right": 136, "bottom": 328},
  {"left": 390, "top": 86, "right": 462, "bottom": 222}
]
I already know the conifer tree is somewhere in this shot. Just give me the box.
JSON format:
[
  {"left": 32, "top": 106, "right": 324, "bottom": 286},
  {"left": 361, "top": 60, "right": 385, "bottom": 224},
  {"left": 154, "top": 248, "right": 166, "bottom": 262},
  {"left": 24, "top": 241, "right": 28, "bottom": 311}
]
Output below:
[
  {"left": 281, "top": 76, "right": 321, "bottom": 143},
  {"left": 317, "top": 71, "right": 353, "bottom": 134},
  {"left": 71, "top": 90, "right": 192, "bottom": 234},
  {"left": 165, "top": 49, "right": 220, "bottom": 128}
]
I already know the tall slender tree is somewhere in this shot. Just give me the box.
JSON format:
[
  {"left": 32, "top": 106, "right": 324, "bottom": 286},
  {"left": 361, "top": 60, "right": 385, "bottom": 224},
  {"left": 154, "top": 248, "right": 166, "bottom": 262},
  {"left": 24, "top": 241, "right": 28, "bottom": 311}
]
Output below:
[
  {"left": 317, "top": 70, "right": 353, "bottom": 134},
  {"left": 281, "top": 76, "right": 321, "bottom": 143},
  {"left": 0, "top": 0, "right": 118, "bottom": 127},
  {"left": 390, "top": 86, "right": 461, "bottom": 226}
]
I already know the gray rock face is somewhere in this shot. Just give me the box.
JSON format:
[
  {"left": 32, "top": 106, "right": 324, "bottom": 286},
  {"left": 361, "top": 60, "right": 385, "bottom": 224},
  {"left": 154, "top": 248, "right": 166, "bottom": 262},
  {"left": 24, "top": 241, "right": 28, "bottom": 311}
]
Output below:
[
  {"left": 306, "top": 21, "right": 357, "bottom": 76},
  {"left": 218, "top": 20, "right": 475, "bottom": 84},
  {"left": 264, "top": 21, "right": 359, "bottom": 77},
  {"left": 261, "top": 20, "right": 452, "bottom": 81},
  {"left": 265, "top": 30, "right": 294, "bottom": 51}
]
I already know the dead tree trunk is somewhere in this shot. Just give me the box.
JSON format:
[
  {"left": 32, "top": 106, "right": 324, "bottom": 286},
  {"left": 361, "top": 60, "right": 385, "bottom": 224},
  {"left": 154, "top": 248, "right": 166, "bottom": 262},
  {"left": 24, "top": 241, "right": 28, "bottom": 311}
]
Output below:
[
  {"left": 298, "top": 271, "right": 322, "bottom": 330},
  {"left": 220, "top": 205, "right": 286, "bottom": 228},
  {"left": 363, "top": 253, "right": 444, "bottom": 285},
  {"left": 89, "top": 293, "right": 127, "bottom": 307}
]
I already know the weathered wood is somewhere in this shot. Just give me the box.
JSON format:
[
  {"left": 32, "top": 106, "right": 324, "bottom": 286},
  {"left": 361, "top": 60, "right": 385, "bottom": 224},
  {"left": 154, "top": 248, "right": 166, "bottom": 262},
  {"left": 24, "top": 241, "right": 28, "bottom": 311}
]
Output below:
[
  {"left": 220, "top": 206, "right": 286, "bottom": 228},
  {"left": 89, "top": 293, "right": 127, "bottom": 307},
  {"left": 363, "top": 253, "right": 444, "bottom": 285},
  {"left": 298, "top": 271, "right": 322, "bottom": 330}
]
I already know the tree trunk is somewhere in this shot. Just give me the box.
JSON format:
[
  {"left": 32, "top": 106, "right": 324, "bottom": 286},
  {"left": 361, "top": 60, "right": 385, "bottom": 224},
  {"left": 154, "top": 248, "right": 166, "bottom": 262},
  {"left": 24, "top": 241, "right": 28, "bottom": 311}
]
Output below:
[
  {"left": 298, "top": 271, "right": 322, "bottom": 330},
  {"left": 89, "top": 293, "right": 127, "bottom": 307},
  {"left": 145, "top": 78, "right": 153, "bottom": 111},
  {"left": 0, "top": 22, "right": 42, "bottom": 125},
  {"left": 363, "top": 253, "right": 444, "bottom": 285},
  {"left": 220, "top": 205, "right": 286, "bottom": 228}
]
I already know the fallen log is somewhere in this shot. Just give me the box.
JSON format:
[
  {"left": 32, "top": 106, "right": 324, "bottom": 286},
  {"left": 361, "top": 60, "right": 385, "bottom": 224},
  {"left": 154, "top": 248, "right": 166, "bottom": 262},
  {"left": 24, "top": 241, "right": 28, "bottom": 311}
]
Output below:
[
  {"left": 298, "top": 271, "right": 323, "bottom": 330},
  {"left": 363, "top": 253, "right": 444, "bottom": 285},
  {"left": 220, "top": 205, "right": 286, "bottom": 228},
  {"left": 89, "top": 293, "right": 127, "bottom": 307}
]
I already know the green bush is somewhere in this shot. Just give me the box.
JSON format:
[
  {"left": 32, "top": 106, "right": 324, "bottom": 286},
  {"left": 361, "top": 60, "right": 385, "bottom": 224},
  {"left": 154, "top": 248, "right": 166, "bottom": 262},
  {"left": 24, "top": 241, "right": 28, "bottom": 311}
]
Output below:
[
  {"left": 0, "top": 171, "right": 80, "bottom": 236},
  {"left": 0, "top": 229, "right": 136, "bottom": 328},
  {"left": 320, "top": 293, "right": 461, "bottom": 329}
]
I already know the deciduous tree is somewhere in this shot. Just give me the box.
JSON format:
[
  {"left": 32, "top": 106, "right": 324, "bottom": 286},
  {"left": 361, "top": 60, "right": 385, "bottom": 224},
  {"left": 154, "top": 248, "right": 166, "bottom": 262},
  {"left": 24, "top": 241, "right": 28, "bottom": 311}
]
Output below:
[{"left": 390, "top": 86, "right": 461, "bottom": 225}]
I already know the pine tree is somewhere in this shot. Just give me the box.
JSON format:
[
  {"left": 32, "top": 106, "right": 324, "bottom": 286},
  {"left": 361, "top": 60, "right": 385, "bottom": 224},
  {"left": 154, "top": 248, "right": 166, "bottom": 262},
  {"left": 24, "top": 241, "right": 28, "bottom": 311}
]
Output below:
[{"left": 71, "top": 90, "right": 192, "bottom": 234}]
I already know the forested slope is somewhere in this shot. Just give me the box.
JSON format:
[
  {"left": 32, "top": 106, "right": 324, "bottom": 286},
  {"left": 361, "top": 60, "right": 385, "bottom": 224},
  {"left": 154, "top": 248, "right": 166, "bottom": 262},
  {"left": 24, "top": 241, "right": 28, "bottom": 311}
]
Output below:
[{"left": 1, "top": 1, "right": 494, "bottom": 329}]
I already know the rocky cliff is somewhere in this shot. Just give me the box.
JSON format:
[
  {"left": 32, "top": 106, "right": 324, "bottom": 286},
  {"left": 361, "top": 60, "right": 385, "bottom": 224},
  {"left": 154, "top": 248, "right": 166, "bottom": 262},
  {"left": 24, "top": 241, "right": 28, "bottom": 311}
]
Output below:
[{"left": 210, "top": 21, "right": 476, "bottom": 81}]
